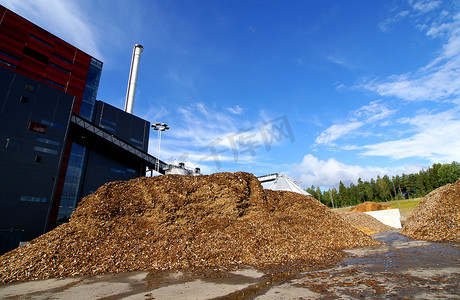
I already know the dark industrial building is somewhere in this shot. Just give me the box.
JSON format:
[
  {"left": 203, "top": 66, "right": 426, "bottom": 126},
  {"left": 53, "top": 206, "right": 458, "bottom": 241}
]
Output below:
[{"left": 0, "top": 5, "right": 166, "bottom": 254}]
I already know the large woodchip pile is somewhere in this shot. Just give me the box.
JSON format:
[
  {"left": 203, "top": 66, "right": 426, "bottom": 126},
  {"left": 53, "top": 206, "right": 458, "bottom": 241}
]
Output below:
[
  {"left": 399, "top": 179, "right": 460, "bottom": 242},
  {"left": 350, "top": 201, "right": 392, "bottom": 212},
  {"left": 337, "top": 212, "right": 396, "bottom": 235},
  {"left": 0, "top": 172, "right": 379, "bottom": 284}
]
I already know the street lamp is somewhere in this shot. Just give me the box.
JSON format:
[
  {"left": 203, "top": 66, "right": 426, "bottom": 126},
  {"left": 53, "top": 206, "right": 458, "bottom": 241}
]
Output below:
[{"left": 151, "top": 122, "right": 169, "bottom": 173}]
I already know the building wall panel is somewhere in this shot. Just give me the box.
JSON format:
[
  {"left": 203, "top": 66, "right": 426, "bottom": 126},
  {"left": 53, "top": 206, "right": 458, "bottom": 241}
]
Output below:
[{"left": 0, "top": 67, "right": 74, "bottom": 242}]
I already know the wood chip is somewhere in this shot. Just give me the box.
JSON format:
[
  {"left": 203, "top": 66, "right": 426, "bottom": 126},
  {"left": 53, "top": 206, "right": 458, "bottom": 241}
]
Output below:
[
  {"left": 0, "top": 172, "right": 379, "bottom": 284},
  {"left": 400, "top": 178, "right": 460, "bottom": 242}
]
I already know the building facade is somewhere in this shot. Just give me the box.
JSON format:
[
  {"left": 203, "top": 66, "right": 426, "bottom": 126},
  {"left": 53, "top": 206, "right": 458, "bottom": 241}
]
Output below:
[{"left": 0, "top": 6, "right": 164, "bottom": 254}]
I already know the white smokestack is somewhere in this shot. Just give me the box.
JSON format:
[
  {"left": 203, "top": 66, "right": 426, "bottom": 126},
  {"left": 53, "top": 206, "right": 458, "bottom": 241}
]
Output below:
[{"left": 124, "top": 44, "right": 144, "bottom": 114}]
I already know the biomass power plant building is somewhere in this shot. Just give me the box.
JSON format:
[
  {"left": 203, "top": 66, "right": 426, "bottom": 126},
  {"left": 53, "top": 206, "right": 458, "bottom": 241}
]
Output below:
[{"left": 0, "top": 5, "right": 166, "bottom": 254}]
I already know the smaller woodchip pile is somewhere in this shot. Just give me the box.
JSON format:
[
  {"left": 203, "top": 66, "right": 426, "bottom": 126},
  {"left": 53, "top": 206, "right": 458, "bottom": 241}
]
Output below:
[
  {"left": 0, "top": 172, "right": 379, "bottom": 284},
  {"left": 350, "top": 201, "right": 392, "bottom": 212},
  {"left": 400, "top": 179, "right": 460, "bottom": 242},
  {"left": 337, "top": 212, "right": 396, "bottom": 235}
]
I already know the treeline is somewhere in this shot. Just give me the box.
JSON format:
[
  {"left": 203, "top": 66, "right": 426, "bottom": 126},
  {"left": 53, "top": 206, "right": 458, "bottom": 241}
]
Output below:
[{"left": 306, "top": 162, "right": 460, "bottom": 208}]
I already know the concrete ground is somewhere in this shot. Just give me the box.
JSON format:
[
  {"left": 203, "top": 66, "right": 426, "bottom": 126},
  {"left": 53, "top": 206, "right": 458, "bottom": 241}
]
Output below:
[{"left": 1, "top": 230, "right": 459, "bottom": 299}]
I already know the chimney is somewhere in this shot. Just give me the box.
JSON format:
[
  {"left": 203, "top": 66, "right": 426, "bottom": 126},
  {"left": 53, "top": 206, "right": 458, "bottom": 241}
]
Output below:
[{"left": 124, "top": 44, "right": 144, "bottom": 114}]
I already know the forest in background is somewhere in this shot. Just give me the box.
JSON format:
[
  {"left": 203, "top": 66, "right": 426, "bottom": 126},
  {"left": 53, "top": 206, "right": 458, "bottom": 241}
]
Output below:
[{"left": 306, "top": 162, "right": 460, "bottom": 208}]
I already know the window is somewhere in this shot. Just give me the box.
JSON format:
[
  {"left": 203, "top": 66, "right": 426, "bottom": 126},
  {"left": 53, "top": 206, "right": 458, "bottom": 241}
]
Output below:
[
  {"left": 0, "top": 58, "right": 16, "bottom": 68},
  {"left": 44, "top": 78, "right": 65, "bottom": 89},
  {"left": 30, "top": 35, "right": 52, "bottom": 47},
  {"left": 49, "top": 62, "right": 70, "bottom": 73},
  {"left": 28, "top": 122, "right": 47, "bottom": 133},
  {"left": 110, "top": 168, "right": 125, "bottom": 174},
  {"left": 20, "top": 196, "right": 47, "bottom": 203},
  {"left": 20, "top": 96, "right": 29, "bottom": 103},
  {"left": 41, "top": 119, "right": 64, "bottom": 129},
  {"left": 35, "top": 155, "right": 42, "bottom": 162},
  {"left": 36, "top": 137, "right": 60, "bottom": 146},
  {"left": 25, "top": 85, "right": 34, "bottom": 92},
  {"left": 127, "top": 168, "right": 137, "bottom": 174},
  {"left": 34, "top": 146, "right": 58, "bottom": 155},
  {"left": 23, "top": 47, "right": 49, "bottom": 64},
  {"left": 0, "top": 50, "right": 19, "bottom": 61},
  {"left": 51, "top": 53, "right": 72, "bottom": 64}
]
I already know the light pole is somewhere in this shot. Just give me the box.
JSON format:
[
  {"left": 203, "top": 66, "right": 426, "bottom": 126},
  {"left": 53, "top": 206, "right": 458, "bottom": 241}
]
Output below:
[{"left": 152, "top": 122, "right": 169, "bottom": 173}]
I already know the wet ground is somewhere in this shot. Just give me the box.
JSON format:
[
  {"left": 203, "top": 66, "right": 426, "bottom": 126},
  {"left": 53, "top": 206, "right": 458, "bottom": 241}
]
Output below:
[{"left": 0, "top": 230, "right": 459, "bottom": 299}]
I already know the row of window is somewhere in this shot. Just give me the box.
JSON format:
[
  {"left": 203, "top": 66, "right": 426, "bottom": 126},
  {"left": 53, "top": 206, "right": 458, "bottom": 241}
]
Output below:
[
  {"left": 110, "top": 167, "right": 137, "bottom": 174},
  {"left": 20, "top": 196, "right": 47, "bottom": 203},
  {"left": 28, "top": 120, "right": 64, "bottom": 133}
]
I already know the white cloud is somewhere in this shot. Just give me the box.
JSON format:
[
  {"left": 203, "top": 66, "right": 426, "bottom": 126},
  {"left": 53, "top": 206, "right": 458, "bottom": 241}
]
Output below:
[
  {"left": 291, "top": 154, "right": 423, "bottom": 189},
  {"left": 315, "top": 101, "right": 395, "bottom": 146},
  {"left": 167, "top": 68, "right": 197, "bottom": 92},
  {"left": 2, "top": 0, "right": 103, "bottom": 59},
  {"left": 410, "top": 0, "right": 442, "bottom": 13},
  {"left": 148, "top": 103, "right": 294, "bottom": 173},
  {"left": 352, "top": 4, "right": 460, "bottom": 165},
  {"left": 361, "top": 107, "right": 460, "bottom": 163},
  {"left": 378, "top": 10, "right": 410, "bottom": 32},
  {"left": 315, "top": 122, "right": 363, "bottom": 146},
  {"left": 365, "top": 8, "right": 460, "bottom": 102},
  {"left": 227, "top": 105, "right": 244, "bottom": 115},
  {"left": 326, "top": 55, "right": 356, "bottom": 69}
]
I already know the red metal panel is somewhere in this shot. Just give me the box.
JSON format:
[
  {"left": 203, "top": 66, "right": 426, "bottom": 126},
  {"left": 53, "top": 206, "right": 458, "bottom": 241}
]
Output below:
[
  {"left": 69, "top": 72, "right": 86, "bottom": 88},
  {"left": 45, "top": 66, "right": 69, "bottom": 86},
  {"left": 30, "top": 25, "right": 55, "bottom": 47},
  {"left": 53, "top": 40, "right": 75, "bottom": 63},
  {"left": 25, "top": 38, "right": 52, "bottom": 58},
  {"left": 1, "top": 9, "right": 32, "bottom": 39},
  {"left": 18, "top": 56, "right": 46, "bottom": 77},
  {"left": 49, "top": 55, "right": 71, "bottom": 72},
  {"left": 0, "top": 52, "right": 18, "bottom": 67},
  {"left": 74, "top": 50, "right": 91, "bottom": 68},
  {"left": 66, "top": 85, "right": 84, "bottom": 97},
  {"left": 70, "top": 62, "right": 89, "bottom": 83},
  {"left": 0, "top": 33, "right": 24, "bottom": 62},
  {"left": 66, "top": 81, "right": 84, "bottom": 99},
  {"left": 0, "top": 26, "right": 28, "bottom": 52}
]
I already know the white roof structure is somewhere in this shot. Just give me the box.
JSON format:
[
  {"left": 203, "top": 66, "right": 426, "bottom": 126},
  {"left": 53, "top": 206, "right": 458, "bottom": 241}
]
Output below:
[{"left": 264, "top": 173, "right": 311, "bottom": 196}]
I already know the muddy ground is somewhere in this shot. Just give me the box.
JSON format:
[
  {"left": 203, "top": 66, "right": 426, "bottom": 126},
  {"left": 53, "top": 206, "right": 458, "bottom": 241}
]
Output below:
[{"left": 0, "top": 230, "right": 458, "bottom": 299}]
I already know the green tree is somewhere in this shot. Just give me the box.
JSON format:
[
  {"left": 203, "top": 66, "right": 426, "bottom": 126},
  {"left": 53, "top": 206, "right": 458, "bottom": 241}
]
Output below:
[
  {"left": 338, "top": 181, "right": 349, "bottom": 207},
  {"left": 306, "top": 185, "right": 317, "bottom": 199},
  {"left": 320, "top": 190, "right": 332, "bottom": 207},
  {"left": 323, "top": 188, "right": 338, "bottom": 208},
  {"left": 405, "top": 174, "right": 417, "bottom": 198},
  {"left": 376, "top": 175, "right": 392, "bottom": 201},
  {"left": 315, "top": 186, "right": 322, "bottom": 202},
  {"left": 415, "top": 171, "right": 427, "bottom": 197},
  {"left": 428, "top": 163, "right": 441, "bottom": 189},
  {"left": 437, "top": 162, "right": 460, "bottom": 186}
]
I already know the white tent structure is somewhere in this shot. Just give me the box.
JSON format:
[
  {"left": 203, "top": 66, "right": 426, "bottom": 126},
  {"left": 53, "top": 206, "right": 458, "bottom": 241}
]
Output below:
[{"left": 259, "top": 173, "right": 311, "bottom": 196}]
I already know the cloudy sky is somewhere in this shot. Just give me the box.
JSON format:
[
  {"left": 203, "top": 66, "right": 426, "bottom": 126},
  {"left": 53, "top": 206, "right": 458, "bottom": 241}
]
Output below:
[{"left": 3, "top": 0, "right": 460, "bottom": 189}]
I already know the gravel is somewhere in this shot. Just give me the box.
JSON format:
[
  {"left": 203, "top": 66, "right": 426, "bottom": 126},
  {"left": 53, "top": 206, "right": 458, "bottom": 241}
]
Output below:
[
  {"left": 399, "top": 179, "right": 460, "bottom": 242},
  {"left": 0, "top": 172, "right": 379, "bottom": 284}
]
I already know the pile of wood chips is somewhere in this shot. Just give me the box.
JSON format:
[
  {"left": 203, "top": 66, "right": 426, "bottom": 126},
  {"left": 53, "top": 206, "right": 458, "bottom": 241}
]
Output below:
[
  {"left": 337, "top": 212, "right": 396, "bottom": 235},
  {"left": 350, "top": 201, "right": 392, "bottom": 212},
  {"left": 400, "top": 179, "right": 460, "bottom": 242},
  {"left": 0, "top": 172, "right": 379, "bottom": 284}
]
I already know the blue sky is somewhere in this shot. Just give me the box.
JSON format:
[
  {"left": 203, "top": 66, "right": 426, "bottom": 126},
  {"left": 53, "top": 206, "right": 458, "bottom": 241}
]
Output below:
[{"left": 3, "top": 0, "right": 460, "bottom": 189}]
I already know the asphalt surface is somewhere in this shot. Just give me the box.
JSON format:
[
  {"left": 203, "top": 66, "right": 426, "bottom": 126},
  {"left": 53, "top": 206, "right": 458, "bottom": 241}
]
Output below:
[{"left": 0, "top": 230, "right": 459, "bottom": 299}]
